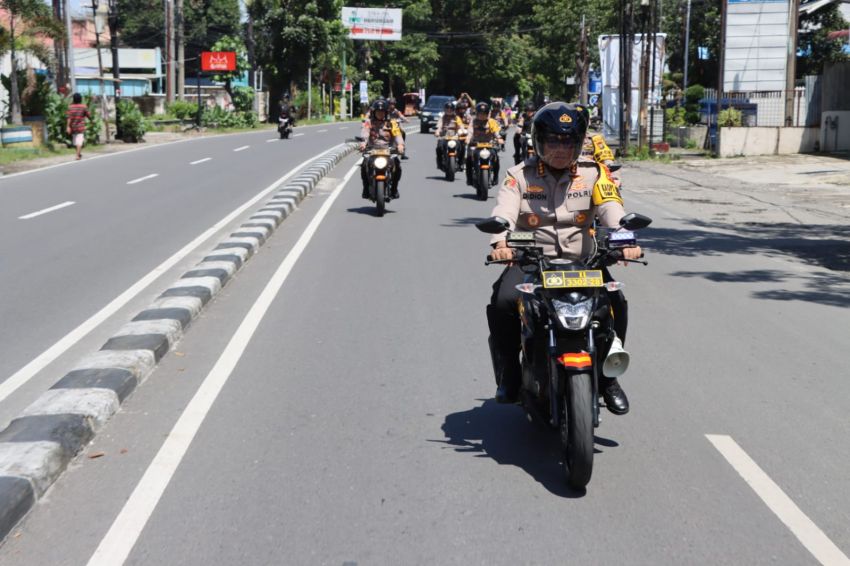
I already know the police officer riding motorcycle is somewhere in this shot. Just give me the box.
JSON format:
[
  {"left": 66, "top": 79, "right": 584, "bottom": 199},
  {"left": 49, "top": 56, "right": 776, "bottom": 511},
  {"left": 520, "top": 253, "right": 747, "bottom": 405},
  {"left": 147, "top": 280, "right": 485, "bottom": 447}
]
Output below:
[
  {"left": 465, "top": 101, "right": 502, "bottom": 189},
  {"left": 435, "top": 101, "right": 465, "bottom": 180},
  {"left": 513, "top": 101, "right": 537, "bottom": 164},
  {"left": 359, "top": 99, "right": 405, "bottom": 203},
  {"left": 485, "top": 102, "right": 642, "bottom": 414}
]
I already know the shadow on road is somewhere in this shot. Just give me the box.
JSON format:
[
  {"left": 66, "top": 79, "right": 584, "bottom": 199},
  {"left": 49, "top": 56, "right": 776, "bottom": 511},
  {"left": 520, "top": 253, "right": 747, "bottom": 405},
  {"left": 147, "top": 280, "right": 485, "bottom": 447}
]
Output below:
[
  {"left": 441, "top": 217, "right": 488, "bottom": 228},
  {"left": 643, "top": 222, "right": 850, "bottom": 308},
  {"left": 435, "top": 399, "right": 619, "bottom": 498},
  {"left": 346, "top": 206, "right": 396, "bottom": 217},
  {"left": 453, "top": 193, "right": 488, "bottom": 201}
]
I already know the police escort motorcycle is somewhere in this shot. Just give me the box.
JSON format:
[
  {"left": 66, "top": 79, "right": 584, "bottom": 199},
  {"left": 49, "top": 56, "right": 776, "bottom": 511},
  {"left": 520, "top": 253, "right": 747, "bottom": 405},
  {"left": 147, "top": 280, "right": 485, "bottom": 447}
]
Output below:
[
  {"left": 437, "top": 133, "right": 464, "bottom": 182},
  {"left": 361, "top": 146, "right": 399, "bottom": 217},
  {"left": 470, "top": 143, "right": 497, "bottom": 201},
  {"left": 476, "top": 212, "right": 652, "bottom": 489}
]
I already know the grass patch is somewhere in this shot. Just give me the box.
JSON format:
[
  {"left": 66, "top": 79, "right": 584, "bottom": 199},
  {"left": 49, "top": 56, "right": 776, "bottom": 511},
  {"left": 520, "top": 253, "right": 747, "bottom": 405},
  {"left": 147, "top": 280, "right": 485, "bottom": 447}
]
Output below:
[
  {"left": 0, "top": 145, "right": 82, "bottom": 166},
  {"left": 296, "top": 116, "right": 362, "bottom": 126},
  {"left": 621, "top": 145, "right": 677, "bottom": 163}
]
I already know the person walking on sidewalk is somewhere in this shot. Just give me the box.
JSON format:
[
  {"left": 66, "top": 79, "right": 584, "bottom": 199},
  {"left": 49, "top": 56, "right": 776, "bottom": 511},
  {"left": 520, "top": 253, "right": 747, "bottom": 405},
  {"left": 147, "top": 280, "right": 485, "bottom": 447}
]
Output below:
[{"left": 66, "top": 93, "right": 90, "bottom": 161}]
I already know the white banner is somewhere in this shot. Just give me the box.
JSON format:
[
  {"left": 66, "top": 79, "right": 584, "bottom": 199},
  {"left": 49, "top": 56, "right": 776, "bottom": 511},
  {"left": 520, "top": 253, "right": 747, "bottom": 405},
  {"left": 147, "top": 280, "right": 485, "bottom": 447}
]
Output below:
[
  {"left": 724, "top": 0, "right": 789, "bottom": 92},
  {"left": 341, "top": 7, "right": 403, "bottom": 41},
  {"left": 359, "top": 80, "right": 369, "bottom": 104}
]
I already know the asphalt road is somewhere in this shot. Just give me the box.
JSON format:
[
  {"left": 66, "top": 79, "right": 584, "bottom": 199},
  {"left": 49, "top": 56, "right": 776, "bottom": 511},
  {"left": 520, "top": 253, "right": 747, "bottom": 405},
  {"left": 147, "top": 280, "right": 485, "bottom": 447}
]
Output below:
[
  {"left": 1, "top": 131, "right": 849, "bottom": 565},
  {"left": 0, "top": 123, "right": 361, "bottom": 424}
]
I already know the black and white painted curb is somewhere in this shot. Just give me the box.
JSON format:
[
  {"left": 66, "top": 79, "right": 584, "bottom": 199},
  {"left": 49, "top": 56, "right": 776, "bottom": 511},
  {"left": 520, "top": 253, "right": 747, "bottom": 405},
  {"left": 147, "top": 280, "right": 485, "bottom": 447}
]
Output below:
[{"left": 0, "top": 142, "right": 359, "bottom": 541}]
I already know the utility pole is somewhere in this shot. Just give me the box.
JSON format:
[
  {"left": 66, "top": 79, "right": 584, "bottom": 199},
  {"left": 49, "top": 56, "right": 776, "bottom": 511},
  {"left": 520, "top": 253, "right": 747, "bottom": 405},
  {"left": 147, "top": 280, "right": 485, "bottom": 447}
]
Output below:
[
  {"left": 340, "top": 43, "right": 347, "bottom": 121},
  {"left": 166, "top": 0, "right": 175, "bottom": 104},
  {"left": 649, "top": 0, "right": 659, "bottom": 146},
  {"left": 53, "top": 0, "right": 67, "bottom": 90},
  {"left": 107, "top": 0, "right": 121, "bottom": 139},
  {"left": 784, "top": 0, "right": 800, "bottom": 126},
  {"left": 308, "top": 51, "right": 313, "bottom": 121},
  {"left": 716, "top": 0, "right": 728, "bottom": 156},
  {"left": 176, "top": 0, "right": 185, "bottom": 100},
  {"left": 64, "top": 0, "right": 76, "bottom": 93},
  {"left": 91, "top": 0, "right": 110, "bottom": 141},
  {"left": 683, "top": 0, "right": 692, "bottom": 92},
  {"left": 638, "top": 0, "right": 650, "bottom": 150}
]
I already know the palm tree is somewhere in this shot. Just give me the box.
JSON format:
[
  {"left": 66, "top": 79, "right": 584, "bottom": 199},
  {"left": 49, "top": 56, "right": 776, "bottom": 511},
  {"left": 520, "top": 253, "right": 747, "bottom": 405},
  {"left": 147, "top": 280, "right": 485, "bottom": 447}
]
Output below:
[{"left": 0, "top": 0, "right": 63, "bottom": 124}]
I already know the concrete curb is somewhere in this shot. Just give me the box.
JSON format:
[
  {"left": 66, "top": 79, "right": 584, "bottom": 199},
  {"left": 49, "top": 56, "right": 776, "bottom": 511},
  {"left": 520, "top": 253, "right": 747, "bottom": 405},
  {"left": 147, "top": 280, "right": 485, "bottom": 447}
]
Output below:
[{"left": 0, "top": 142, "right": 360, "bottom": 540}]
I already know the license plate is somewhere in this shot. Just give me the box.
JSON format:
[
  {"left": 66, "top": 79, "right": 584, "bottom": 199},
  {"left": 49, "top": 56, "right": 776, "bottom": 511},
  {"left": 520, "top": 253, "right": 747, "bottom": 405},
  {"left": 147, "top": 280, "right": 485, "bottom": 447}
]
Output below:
[{"left": 542, "top": 270, "right": 604, "bottom": 289}]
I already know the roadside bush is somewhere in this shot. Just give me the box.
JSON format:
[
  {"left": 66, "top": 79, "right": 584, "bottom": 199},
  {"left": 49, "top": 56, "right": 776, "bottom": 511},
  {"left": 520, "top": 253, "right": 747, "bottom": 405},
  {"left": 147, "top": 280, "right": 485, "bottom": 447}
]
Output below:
[
  {"left": 201, "top": 106, "right": 257, "bottom": 129},
  {"left": 665, "top": 106, "right": 686, "bottom": 128},
  {"left": 231, "top": 86, "right": 254, "bottom": 113},
  {"left": 117, "top": 98, "right": 148, "bottom": 142},
  {"left": 718, "top": 107, "right": 743, "bottom": 127},
  {"left": 684, "top": 84, "right": 704, "bottom": 125},
  {"left": 167, "top": 100, "right": 198, "bottom": 121},
  {"left": 44, "top": 92, "right": 103, "bottom": 146}
]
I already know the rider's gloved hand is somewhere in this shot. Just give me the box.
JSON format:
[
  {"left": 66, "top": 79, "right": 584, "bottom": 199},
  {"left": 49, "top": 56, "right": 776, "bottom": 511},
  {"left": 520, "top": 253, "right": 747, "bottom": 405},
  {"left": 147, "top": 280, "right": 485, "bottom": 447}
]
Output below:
[
  {"left": 490, "top": 241, "right": 515, "bottom": 262},
  {"left": 359, "top": 142, "right": 366, "bottom": 151}
]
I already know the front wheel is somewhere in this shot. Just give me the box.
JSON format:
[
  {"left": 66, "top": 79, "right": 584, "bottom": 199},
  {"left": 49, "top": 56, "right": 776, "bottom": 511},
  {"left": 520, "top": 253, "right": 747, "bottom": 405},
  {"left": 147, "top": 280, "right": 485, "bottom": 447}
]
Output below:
[
  {"left": 476, "top": 169, "right": 489, "bottom": 200},
  {"left": 375, "top": 181, "right": 386, "bottom": 217},
  {"left": 446, "top": 158, "right": 455, "bottom": 182},
  {"left": 562, "top": 372, "right": 594, "bottom": 489},
  {"left": 420, "top": 124, "right": 429, "bottom": 134}
]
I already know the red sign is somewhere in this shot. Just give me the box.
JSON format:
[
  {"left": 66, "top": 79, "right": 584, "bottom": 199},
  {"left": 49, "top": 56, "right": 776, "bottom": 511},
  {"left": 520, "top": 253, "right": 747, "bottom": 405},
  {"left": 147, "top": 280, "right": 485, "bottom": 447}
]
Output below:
[{"left": 201, "top": 51, "right": 236, "bottom": 72}]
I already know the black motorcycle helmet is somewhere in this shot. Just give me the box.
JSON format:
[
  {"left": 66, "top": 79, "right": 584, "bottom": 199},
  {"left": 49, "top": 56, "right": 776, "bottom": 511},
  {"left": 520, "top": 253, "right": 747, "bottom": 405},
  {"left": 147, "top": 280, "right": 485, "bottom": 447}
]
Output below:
[
  {"left": 531, "top": 102, "right": 589, "bottom": 169},
  {"left": 387, "top": 97, "right": 397, "bottom": 107},
  {"left": 443, "top": 100, "right": 455, "bottom": 113},
  {"left": 370, "top": 98, "right": 389, "bottom": 119},
  {"left": 524, "top": 101, "right": 536, "bottom": 113},
  {"left": 475, "top": 101, "right": 490, "bottom": 116}
]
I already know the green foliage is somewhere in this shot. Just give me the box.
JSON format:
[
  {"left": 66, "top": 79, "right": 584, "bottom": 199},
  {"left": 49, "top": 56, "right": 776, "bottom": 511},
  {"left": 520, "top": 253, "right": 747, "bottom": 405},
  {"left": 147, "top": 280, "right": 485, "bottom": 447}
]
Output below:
[
  {"left": 210, "top": 35, "right": 250, "bottom": 96},
  {"left": 293, "top": 86, "right": 321, "bottom": 118},
  {"left": 231, "top": 86, "right": 255, "bottom": 113},
  {"left": 117, "top": 99, "right": 148, "bottom": 142},
  {"left": 44, "top": 92, "right": 102, "bottom": 147},
  {"left": 665, "top": 106, "right": 686, "bottom": 128},
  {"left": 118, "top": 0, "right": 240, "bottom": 74},
  {"left": 797, "top": 4, "right": 850, "bottom": 76},
  {"left": 684, "top": 85, "right": 704, "bottom": 125},
  {"left": 1, "top": 70, "right": 51, "bottom": 117},
  {"left": 201, "top": 106, "right": 257, "bottom": 129},
  {"left": 662, "top": 0, "right": 721, "bottom": 89},
  {"left": 718, "top": 107, "right": 742, "bottom": 127},
  {"left": 167, "top": 100, "right": 200, "bottom": 121}
]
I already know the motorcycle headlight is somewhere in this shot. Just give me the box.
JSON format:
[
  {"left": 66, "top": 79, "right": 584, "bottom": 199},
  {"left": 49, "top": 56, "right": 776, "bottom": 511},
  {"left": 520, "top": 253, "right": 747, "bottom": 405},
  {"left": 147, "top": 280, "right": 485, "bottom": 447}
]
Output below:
[
  {"left": 551, "top": 297, "right": 594, "bottom": 330},
  {"left": 479, "top": 149, "right": 491, "bottom": 160},
  {"left": 447, "top": 140, "right": 457, "bottom": 148},
  {"left": 373, "top": 156, "right": 389, "bottom": 170}
]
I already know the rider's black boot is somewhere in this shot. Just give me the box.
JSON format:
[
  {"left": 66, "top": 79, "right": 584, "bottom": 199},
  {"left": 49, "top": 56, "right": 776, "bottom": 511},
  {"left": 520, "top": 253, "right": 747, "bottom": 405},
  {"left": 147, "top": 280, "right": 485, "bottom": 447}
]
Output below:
[{"left": 600, "top": 376, "right": 629, "bottom": 415}]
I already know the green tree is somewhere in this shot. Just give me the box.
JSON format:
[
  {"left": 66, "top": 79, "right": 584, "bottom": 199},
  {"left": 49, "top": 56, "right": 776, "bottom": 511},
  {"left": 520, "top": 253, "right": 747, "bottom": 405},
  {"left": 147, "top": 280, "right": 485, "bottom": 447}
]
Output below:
[
  {"left": 662, "top": 0, "right": 721, "bottom": 90},
  {"left": 210, "top": 35, "right": 249, "bottom": 98},
  {"left": 0, "top": 0, "right": 63, "bottom": 124},
  {"left": 797, "top": 4, "right": 850, "bottom": 77}
]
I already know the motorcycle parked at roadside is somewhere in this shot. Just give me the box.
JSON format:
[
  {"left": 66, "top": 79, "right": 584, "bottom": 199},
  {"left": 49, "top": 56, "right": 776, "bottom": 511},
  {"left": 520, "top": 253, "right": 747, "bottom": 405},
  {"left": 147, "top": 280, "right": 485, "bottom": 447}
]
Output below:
[
  {"left": 476, "top": 212, "right": 652, "bottom": 489},
  {"left": 469, "top": 143, "right": 497, "bottom": 201}
]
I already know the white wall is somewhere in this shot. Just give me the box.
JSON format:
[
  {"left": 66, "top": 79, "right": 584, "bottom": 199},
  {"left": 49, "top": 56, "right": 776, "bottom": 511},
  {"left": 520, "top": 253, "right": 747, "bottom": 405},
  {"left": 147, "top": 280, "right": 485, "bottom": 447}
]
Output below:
[
  {"left": 719, "top": 127, "right": 820, "bottom": 157},
  {"left": 821, "top": 112, "right": 850, "bottom": 152}
]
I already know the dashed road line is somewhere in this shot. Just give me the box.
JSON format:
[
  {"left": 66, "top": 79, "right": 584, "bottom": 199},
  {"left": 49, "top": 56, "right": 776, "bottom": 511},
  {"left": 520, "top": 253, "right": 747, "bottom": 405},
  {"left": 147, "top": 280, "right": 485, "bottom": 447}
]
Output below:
[
  {"left": 266, "top": 139, "right": 278, "bottom": 143},
  {"left": 339, "top": 126, "right": 349, "bottom": 130},
  {"left": 233, "top": 145, "right": 250, "bottom": 152},
  {"left": 706, "top": 434, "right": 850, "bottom": 566},
  {"left": 317, "top": 129, "right": 328, "bottom": 133},
  {"left": 292, "top": 133, "right": 305, "bottom": 137},
  {"left": 190, "top": 158, "right": 212, "bottom": 165},
  {"left": 18, "top": 201, "right": 76, "bottom": 220},
  {"left": 127, "top": 174, "right": 159, "bottom": 185}
]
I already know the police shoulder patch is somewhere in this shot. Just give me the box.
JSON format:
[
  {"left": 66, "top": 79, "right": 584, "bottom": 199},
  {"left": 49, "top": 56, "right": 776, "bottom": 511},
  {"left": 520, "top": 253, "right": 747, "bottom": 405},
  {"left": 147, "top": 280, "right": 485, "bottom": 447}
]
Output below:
[
  {"left": 591, "top": 162, "right": 623, "bottom": 206},
  {"left": 503, "top": 176, "right": 518, "bottom": 190}
]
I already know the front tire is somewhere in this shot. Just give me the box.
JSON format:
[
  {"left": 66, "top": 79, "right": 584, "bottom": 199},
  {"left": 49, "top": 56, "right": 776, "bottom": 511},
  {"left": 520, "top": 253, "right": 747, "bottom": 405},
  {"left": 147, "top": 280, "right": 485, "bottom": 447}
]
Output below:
[
  {"left": 375, "top": 181, "right": 386, "bottom": 217},
  {"left": 562, "top": 372, "right": 594, "bottom": 489},
  {"left": 446, "top": 158, "right": 455, "bottom": 182},
  {"left": 476, "top": 169, "right": 489, "bottom": 200},
  {"left": 420, "top": 124, "right": 429, "bottom": 134}
]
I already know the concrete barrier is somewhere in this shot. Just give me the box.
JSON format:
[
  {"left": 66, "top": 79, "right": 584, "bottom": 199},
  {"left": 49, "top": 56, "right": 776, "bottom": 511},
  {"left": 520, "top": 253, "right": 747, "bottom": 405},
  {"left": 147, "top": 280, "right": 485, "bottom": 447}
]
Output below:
[{"left": 719, "top": 126, "right": 820, "bottom": 157}]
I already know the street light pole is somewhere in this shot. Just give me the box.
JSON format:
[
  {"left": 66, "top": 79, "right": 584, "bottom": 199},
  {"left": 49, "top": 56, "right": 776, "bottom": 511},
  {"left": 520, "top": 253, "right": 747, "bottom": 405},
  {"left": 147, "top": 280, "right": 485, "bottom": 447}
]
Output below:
[
  {"left": 107, "top": 0, "right": 121, "bottom": 139},
  {"left": 683, "top": 0, "right": 692, "bottom": 92}
]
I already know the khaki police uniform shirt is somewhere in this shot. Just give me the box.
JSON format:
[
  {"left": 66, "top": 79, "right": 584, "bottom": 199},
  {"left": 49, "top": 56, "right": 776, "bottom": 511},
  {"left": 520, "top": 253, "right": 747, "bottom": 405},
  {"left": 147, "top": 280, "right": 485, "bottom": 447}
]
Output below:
[
  {"left": 360, "top": 118, "right": 403, "bottom": 149},
  {"left": 468, "top": 117, "right": 501, "bottom": 145},
  {"left": 435, "top": 115, "right": 464, "bottom": 137},
  {"left": 489, "top": 156, "right": 627, "bottom": 259}
]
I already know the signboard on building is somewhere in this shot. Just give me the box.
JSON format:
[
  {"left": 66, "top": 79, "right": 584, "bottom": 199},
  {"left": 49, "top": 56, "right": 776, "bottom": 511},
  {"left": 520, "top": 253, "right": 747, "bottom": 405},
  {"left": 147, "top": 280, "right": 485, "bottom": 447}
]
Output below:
[
  {"left": 201, "top": 51, "right": 237, "bottom": 72},
  {"left": 724, "top": 0, "right": 790, "bottom": 91},
  {"left": 341, "top": 7, "right": 402, "bottom": 41}
]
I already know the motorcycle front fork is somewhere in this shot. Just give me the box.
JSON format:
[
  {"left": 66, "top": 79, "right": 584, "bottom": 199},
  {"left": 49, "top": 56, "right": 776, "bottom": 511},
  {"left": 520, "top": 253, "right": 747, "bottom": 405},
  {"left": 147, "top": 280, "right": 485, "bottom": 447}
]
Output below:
[{"left": 547, "top": 326, "right": 601, "bottom": 429}]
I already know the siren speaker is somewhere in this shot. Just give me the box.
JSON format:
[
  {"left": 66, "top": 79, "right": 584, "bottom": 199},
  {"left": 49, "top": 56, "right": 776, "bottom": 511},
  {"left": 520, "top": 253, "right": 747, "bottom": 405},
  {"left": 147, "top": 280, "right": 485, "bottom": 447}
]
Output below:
[{"left": 602, "top": 335, "right": 630, "bottom": 378}]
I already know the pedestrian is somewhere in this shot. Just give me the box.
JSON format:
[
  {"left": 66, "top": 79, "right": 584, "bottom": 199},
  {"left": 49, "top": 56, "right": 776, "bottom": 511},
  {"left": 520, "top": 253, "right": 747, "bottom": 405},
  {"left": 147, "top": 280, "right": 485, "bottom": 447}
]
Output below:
[{"left": 65, "top": 93, "right": 90, "bottom": 161}]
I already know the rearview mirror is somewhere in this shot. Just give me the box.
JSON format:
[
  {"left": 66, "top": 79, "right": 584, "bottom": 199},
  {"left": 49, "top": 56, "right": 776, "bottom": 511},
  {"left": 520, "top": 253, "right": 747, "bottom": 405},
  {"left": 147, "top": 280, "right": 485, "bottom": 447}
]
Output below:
[
  {"left": 475, "top": 216, "right": 510, "bottom": 234},
  {"left": 607, "top": 162, "right": 622, "bottom": 172},
  {"left": 619, "top": 213, "right": 652, "bottom": 231}
]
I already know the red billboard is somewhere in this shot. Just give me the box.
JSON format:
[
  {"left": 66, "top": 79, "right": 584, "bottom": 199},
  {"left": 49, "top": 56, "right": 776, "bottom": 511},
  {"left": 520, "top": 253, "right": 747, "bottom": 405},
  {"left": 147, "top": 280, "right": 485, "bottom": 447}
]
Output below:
[{"left": 201, "top": 51, "right": 237, "bottom": 72}]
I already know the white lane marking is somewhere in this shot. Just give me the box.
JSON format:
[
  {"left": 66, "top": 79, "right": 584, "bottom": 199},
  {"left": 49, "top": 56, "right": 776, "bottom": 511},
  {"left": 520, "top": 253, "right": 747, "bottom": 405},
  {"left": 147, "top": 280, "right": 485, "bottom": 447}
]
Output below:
[
  {"left": 0, "top": 145, "right": 345, "bottom": 405},
  {"left": 706, "top": 435, "right": 850, "bottom": 566},
  {"left": 126, "top": 174, "right": 159, "bottom": 185},
  {"left": 317, "top": 129, "right": 328, "bottom": 133},
  {"left": 87, "top": 164, "right": 360, "bottom": 566},
  {"left": 233, "top": 145, "right": 250, "bottom": 152},
  {"left": 190, "top": 158, "right": 211, "bottom": 165},
  {"left": 18, "top": 201, "right": 76, "bottom": 220},
  {"left": 339, "top": 126, "right": 349, "bottom": 130},
  {"left": 266, "top": 139, "right": 278, "bottom": 143},
  {"left": 292, "top": 133, "right": 304, "bottom": 137}
]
